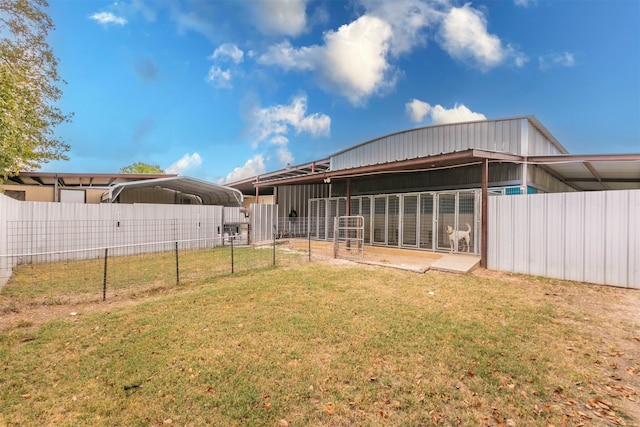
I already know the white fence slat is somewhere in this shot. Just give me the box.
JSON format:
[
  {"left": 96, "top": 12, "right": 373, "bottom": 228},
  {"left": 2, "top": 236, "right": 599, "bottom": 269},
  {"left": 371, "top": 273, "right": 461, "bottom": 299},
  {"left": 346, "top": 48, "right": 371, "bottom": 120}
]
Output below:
[
  {"left": 564, "top": 192, "right": 585, "bottom": 282},
  {"left": 512, "top": 194, "right": 530, "bottom": 274},
  {"left": 604, "top": 192, "right": 629, "bottom": 288},
  {"left": 629, "top": 191, "right": 640, "bottom": 289},
  {"left": 584, "top": 192, "right": 606, "bottom": 285},
  {"left": 495, "top": 196, "right": 514, "bottom": 271},
  {"left": 546, "top": 193, "right": 566, "bottom": 280},
  {"left": 527, "top": 193, "right": 547, "bottom": 277}
]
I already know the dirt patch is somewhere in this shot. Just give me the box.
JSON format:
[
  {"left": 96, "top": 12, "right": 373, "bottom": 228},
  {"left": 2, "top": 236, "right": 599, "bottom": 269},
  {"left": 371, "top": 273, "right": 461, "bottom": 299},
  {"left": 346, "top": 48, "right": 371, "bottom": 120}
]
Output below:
[{"left": 473, "top": 268, "right": 640, "bottom": 422}]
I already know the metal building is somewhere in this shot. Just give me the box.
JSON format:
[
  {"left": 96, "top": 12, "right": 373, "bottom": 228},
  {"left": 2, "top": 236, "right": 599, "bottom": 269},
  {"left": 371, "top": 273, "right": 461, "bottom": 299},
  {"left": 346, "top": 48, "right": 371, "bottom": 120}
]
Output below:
[{"left": 228, "top": 116, "right": 640, "bottom": 265}]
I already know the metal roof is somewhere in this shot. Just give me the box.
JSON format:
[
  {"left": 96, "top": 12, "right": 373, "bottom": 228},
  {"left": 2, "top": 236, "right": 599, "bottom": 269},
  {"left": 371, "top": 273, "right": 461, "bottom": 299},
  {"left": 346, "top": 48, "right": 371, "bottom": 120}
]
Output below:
[
  {"left": 107, "top": 176, "right": 243, "bottom": 207},
  {"left": 527, "top": 154, "right": 640, "bottom": 191},
  {"left": 224, "top": 115, "right": 639, "bottom": 193},
  {"left": 229, "top": 150, "right": 640, "bottom": 192},
  {"left": 7, "top": 172, "right": 177, "bottom": 187},
  {"left": 227, "top": 159, "right": 330, "bottom": 195}
]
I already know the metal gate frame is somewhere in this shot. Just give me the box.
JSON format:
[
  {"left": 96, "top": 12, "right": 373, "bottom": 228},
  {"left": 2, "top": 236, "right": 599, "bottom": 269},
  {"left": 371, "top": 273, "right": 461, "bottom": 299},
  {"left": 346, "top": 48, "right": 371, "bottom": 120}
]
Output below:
[{"left": 333, "top": 216, "right": 365, "bottom": 260}]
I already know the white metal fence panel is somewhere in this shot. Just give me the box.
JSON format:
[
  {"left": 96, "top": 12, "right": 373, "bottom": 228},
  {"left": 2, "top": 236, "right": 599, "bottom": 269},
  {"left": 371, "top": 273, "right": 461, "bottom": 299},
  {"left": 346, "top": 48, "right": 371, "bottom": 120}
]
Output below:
[
  {"left": 630, "top": 191, "right": 640, "bottom": 289},
  {"left": 0, "top": 195, "right": 232, "bottom": 286},
  {"left": 250, "top": 203, "right": 277, "bottom": 243},
  {"left": 488, "top": 190, "right": 639, "bottom": 289}
]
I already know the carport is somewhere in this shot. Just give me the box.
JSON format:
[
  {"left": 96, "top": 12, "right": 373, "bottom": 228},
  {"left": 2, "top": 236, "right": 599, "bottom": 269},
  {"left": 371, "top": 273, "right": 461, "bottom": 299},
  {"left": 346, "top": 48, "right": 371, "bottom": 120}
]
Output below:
[{"left": 103, "top": 176, "right": 243, "bottom": 207}]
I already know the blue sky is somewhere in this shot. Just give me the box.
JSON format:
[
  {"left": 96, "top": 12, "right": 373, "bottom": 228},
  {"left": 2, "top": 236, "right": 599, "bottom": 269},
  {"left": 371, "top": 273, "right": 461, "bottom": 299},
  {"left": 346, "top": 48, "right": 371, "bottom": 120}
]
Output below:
[{"left": 43, "top": 0, "right": 639, "bottom": 183}]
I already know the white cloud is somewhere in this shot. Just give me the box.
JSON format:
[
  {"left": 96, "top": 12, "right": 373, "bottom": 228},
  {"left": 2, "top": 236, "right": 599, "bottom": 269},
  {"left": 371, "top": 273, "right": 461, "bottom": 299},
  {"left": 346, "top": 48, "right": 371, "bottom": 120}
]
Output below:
[
  {"left": 320, "top": 15, "right": 395, "bottom": 105},
  {"left": 405, "top": 99, "right": 432, "bottom": 123},
  {"left": 251, "top": 0, "right": 308, "bottom": 36},
  {"left": 247, "top": 95, "right": 330, "bottom": 167},
  {"left": 360, "top": 0, "right": 440, "bottom": 56},
  {"left": 166, "top": 153, "right": 203, "bottom": 175},
  {"left": 206, "top": 44, "right": 245, "bottom": 89},
  {"left": 259, "top": 15, "right": 395, "bottom": 105},
  {"left": 539, "top": 52, "right": 576, "bottom": 71},
  {"left": 258, "top": 41, "right": 316, "bottom": 71},
  {"left": 439, "top": 4, "right": 526, "bottom": 71},
  {"left": 168, "top": 2, "right": 218, "bottom": 41},
  {"left": 251, "top": 95, "right": 330, "bottom": 145},
  {"left": 514, "top": 0, "right": 532, "bottom": 7},
  {"left": 90, "top": 12, "right": 127, "bottom": 26},
  {"left": 406, "top": 100, "right": 487, "bottom": 125},
  {"left": 211, "top": 43, "right": 244, "bottom": 64},
  {"left": 221, "top": 155, "right": 266, "bottom": 183},
  {"left": 277, "top": 147, "right": 295, "bottom": 165},
  {"left": 206, "top": 66, "right": 232, "bottom": 88}
]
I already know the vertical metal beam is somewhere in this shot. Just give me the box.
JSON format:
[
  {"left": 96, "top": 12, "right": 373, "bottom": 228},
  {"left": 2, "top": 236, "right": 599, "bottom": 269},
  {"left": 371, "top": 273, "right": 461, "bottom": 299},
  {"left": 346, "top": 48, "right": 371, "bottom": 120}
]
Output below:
[
  {"left": 54, "top": 173, "right": 59, "bottom": 202},
  {"left": 255, "top": 176, "right": 260, "bottom": 204},
  {"left": 346, "top": 178, "right": 351, "bottom": 216},
  {"left": 481, "top": 159, "right": 488, "bottom": 268}
]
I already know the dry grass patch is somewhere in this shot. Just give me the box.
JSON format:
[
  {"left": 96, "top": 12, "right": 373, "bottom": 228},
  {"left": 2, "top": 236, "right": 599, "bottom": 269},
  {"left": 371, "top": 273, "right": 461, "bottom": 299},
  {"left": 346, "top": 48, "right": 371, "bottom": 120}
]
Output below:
[{"left": 0, "top": 262, "right": 638, "bottom": 426}]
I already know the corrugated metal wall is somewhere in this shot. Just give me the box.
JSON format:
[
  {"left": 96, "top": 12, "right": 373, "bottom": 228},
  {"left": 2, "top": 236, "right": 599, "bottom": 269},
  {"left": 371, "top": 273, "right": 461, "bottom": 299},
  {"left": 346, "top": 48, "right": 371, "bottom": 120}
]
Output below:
[
  {"left": 330, "top": 118, "right": 568, "bottom": 171},
  {"left": 488, "top": 189, "right": 639, "bottom": 288},
  {"left": 0, "top": 195, "right": 233, "bottom": 286},
  {"left": 329, "top": 164, "right": 522, "bottom": 196},
  {"left": 527, "top": 165, "right": 577, "bottom": 193},
  {"left": 526, "top": 121, "right": 566, "bottom": 155},
  {"left": 331, "top": 118, "right": 525, "bottom": 170},
  {"left": 250, "top": 203, "right": 277, "bottom": 243},
  {"left": 276, "top": 184, "right": 329, "bottom": 218}
]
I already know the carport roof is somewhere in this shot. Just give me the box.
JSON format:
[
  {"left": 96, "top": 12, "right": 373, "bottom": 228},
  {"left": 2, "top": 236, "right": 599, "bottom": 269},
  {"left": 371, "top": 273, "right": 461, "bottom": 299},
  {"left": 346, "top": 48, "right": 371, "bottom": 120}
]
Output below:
[
  {"left": 7, "top": 171, "right": 176, "bottom": 186},
  {"left": 108, "top": 176, "right": 243, "bottom": 207},
  {"left": 229, "top": 150, "right": 640, "bottom": 192},
  {"left": 528, "top": 154, "right": 640, "bottom": 191}
]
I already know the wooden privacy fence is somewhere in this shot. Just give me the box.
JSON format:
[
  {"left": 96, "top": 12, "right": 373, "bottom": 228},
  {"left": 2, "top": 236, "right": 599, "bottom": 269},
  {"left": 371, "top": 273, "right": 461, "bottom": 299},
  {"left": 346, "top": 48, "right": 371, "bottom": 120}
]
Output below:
[{"left": 488, "top": 189, "right": 639, "bottom": 289}]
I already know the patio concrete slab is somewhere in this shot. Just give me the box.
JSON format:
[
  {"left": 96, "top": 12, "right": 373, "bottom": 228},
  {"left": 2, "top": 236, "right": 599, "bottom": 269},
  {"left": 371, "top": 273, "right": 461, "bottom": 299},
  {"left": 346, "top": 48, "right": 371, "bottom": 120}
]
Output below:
[{"left": 430, "top": 254, "right": 481, "bottom": 274}]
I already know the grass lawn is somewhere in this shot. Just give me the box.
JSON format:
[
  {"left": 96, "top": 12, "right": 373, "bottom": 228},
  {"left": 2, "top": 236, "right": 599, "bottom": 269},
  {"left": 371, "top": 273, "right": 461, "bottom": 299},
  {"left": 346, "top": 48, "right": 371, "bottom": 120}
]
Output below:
[{"left": 1, "top": 261, "right": 638, "bottom": 426}]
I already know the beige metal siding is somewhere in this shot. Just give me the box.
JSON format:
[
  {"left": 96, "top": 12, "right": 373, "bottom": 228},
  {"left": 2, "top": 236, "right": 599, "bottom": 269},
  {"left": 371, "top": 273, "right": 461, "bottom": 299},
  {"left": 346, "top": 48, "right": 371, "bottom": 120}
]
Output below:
[{"left": 1, "top": 184, "right": 55, "bottom": 202}]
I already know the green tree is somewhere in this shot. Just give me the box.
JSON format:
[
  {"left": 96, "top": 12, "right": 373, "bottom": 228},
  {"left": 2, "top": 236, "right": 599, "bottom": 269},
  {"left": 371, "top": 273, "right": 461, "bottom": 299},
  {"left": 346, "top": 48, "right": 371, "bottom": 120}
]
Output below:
[
  {"left": 0, "top": 0, "right": 72, "bottom": 183},
  {"left": 120, "top": 162, "right": 165, "bottom": 174}
]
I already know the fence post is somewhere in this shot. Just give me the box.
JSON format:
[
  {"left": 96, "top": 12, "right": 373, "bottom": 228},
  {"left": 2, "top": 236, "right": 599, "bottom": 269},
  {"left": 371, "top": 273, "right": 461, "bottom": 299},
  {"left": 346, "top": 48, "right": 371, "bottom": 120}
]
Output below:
[
  {"left": 175, "top": 241, "right": 180, "bottom": 286},
  {"left": 308, "top": 231, "right": 311, "bottom": 262},
  {"left": 230, "top": 237, "right": 234, "bottom": 274},
  {"left": 272, "top": 224, "right": 276, "bottom": 266},
  {"left": 102, "top": 248, "right": 108, "bottom": 301},
  {"left": 333, "top": 217, "right": 338, "bottom": 258}
]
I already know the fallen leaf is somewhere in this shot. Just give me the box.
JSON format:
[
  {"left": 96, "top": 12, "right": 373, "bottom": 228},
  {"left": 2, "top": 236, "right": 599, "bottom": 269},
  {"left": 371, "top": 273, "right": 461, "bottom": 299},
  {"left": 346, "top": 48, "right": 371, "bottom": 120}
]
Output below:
[
  {"left": 325, "top": 403, "right": 334, "bottom": 414},
  {"left": 278, "top": 420, "right": 289, "bottom": 427}
]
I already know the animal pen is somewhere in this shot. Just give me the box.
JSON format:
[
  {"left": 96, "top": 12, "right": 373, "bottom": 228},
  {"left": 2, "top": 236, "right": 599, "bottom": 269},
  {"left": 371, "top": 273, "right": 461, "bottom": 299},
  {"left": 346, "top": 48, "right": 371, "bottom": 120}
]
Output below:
[
  {"left": 0, "top": 196, "right": 290, "bottom": 304},
  {"left": 1, "top": 187, "right": 638, "bottom": 304}
]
